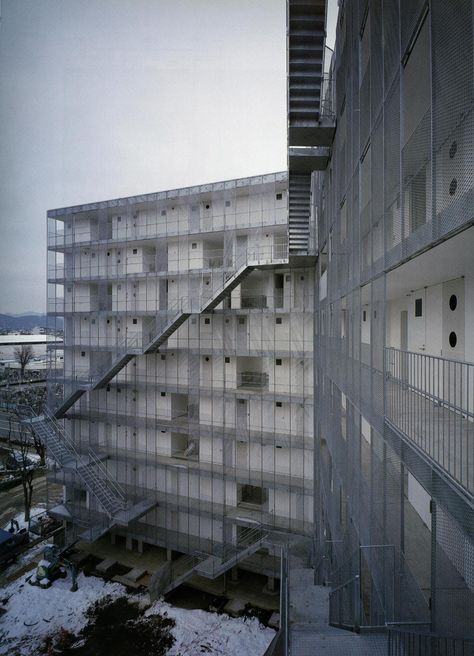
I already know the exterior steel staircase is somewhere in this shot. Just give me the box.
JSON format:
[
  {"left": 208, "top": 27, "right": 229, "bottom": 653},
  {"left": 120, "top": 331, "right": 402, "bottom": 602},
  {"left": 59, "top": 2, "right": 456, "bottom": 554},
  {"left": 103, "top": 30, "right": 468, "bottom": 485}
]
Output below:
[
  {"left": 154, "top": 526, "right": 268, "bottom": 597},
  {"left": 54, "top": 247, "right": 286, "bottom": 419},
  {"left": 19, "top": 405, "right": 155, "bottom": 537}
]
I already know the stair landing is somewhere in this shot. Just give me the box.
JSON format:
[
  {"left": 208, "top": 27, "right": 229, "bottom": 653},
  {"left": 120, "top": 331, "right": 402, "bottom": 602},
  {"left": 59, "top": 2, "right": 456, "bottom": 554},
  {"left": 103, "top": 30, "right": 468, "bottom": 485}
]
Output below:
[{"left": 289, "top": 569, "right": 387, "bottom": 655}]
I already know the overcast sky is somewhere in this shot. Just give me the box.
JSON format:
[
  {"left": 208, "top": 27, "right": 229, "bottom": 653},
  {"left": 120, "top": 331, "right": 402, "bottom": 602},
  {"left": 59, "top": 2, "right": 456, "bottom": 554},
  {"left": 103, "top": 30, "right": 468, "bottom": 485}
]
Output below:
[{"left": 0, "top": 0, "right": 337, "bottom": 315}]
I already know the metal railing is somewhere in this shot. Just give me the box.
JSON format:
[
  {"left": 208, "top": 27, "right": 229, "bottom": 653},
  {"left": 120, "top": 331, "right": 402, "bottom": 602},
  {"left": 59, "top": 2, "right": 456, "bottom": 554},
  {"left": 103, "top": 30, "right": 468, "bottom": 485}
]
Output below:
[
  {"left": 387, "top": 627, "right": 474, "bottom": 656},
  {"left": 385, "top": 347, "right": 474, "bottom": 494},
  {"left": 238, "top": 371, "right": 269, "bottom": 389}
]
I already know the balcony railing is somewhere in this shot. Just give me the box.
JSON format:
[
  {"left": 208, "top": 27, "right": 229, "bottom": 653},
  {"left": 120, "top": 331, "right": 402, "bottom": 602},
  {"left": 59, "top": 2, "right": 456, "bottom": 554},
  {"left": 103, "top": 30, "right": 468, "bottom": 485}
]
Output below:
[
  {"left": 238, "top": 371, "right": 269, "bottom": 390},
  {"left": 384, "top": 347, "right": 474, "bottom": 494}
]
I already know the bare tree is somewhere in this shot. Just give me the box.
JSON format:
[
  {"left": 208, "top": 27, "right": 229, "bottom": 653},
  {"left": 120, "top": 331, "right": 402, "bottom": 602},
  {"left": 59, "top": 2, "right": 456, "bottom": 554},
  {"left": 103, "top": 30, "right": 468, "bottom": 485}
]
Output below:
[
  {"left": 17, "top": 422, "right": 36, "bottom": 523},
  {"left": 14, "top": 345, "right": 35, "bottom": 380}
]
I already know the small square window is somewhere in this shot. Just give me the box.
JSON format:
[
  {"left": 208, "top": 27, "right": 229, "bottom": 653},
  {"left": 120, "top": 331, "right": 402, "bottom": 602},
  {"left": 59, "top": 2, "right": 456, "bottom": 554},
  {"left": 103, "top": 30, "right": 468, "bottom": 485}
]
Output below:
[
  {"left": 191, "top": 243, "right": 197, "bottom": 249},
  {"left": 205, "top": 356, "right": 210, "bottom": 362},
  {"left": 276, "top": 193, "right": 283, "bottom": 200},
  {"left": 133, "top": 318, "right": 137, "bottom": 325},
  {"left": 133, "top": 248, "right": 137, "bottom": 255},
  {"left": 117, "top": 259, "right": 121, "bottom": 264},
  {"left": 415, "top": 298, "right": 423, "bottom": 317},
  {"left": 238, "top": 317, "right": 246, "bottom": 325},
  {"left": 106, "top": 385, "right": 111, "bottom": 392},
  {"left": 91, "top": 252, "right": 96, "bottom": 258},
  {"left": 107, "top": 319, "right": 110, "bottom": 324},
  {"left": 117, "top": 388, "right": 121, "bottom": 393},
  {"left": 300, "top": 276, "right": 304, "bottom": 281},
  {"left": 117, "top": 216, "right": 121, "bottom": 222},
  {"left": 107, "top": 251, "right": 110, "bottom": 256},
  {"left": 81, "top": 351, "right": 85, "bottom": 357},
  {"left": 161, "top": 392, "right": 166, "bottom": 397},
  {"left": 161, "top": 209, "right": 166, "bottom": 216},
  {"left": 276, "top": 359, "right": 282, "bottom": 366},
  {"left": 276, "top": 317, "right": 282, "bottom": 325},
  {"left": 276, "top": 401, "right": 282, "bottom": 407},
  {"left": 285, "top": 274, "right": 291, "bottom": 282},
  {"left": 161, "top": 354, "right": 166, "bottom": 361},
  {"left": 225, "top": 200, "right": 231, "bottom": 207},
  {"left": 204, "top": 318, "right": 210, "bottom": 325},
  {"left": 238, "top": 399, "right": 246, "bottom": 405},
  {"left": 225, "top": 357, "right": 230, "bottom": 364},
  {"left": 205, "top": 203, "right": 210, "bottom": 210},
  {"left": 91, "top": 319, "right": 96, "bottom": 324},
  {"left": 67, "top": 286, "right": 72, "bottom": 292}
]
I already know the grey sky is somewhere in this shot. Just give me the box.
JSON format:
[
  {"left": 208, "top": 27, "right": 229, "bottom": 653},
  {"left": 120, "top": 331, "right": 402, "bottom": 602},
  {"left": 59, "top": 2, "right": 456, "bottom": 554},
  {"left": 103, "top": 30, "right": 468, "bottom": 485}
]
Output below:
[{"left": 0, "top": 0, "right": 337, "bottom": 314}]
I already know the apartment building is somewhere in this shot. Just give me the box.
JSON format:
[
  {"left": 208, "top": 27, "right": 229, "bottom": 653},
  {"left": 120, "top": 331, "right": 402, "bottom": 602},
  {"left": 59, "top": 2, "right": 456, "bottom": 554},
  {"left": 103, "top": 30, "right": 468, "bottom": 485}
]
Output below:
[
  {"left": 291, "top": 0, "right": 474, "bottom": 646},
  {"left": 45, "top": 172, "right": 314, "bottom": 585}
]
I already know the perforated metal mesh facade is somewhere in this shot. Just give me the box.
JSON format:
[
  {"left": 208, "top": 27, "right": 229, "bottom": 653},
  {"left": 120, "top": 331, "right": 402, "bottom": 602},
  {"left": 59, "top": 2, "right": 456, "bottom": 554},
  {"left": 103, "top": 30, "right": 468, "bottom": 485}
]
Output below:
[{"left": 313, "top": 0, "right": 474, "bottom": 638}]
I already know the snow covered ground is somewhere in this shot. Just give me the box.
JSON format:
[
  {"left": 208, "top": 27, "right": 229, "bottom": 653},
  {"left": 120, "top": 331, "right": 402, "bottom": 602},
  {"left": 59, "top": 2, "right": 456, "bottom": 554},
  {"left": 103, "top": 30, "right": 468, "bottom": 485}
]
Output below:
[{"left": 0, "top": 571, "right": 275, "bottom": 655}]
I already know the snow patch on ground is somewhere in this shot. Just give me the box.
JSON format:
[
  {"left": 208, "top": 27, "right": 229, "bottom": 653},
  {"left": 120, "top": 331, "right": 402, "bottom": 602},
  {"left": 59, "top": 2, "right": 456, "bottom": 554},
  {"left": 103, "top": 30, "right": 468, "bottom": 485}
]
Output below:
[
  {"left": 0, "top": 571, "right": 276, "bottom": 656},
  {"left": 147, "top": 600, "right": 275, "bottom": 656},
  {"left": 2, "top": 504, "right": 46, "bottom": 531},
  {"left": 0, "top": 572, "right": 125, "bottom": 654}
]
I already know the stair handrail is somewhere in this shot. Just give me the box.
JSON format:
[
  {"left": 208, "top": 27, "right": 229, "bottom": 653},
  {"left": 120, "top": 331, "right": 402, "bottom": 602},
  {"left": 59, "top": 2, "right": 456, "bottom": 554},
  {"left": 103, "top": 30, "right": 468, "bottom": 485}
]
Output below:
[{"left": 85, "top": 448, "right": 127, "bottom": 507}]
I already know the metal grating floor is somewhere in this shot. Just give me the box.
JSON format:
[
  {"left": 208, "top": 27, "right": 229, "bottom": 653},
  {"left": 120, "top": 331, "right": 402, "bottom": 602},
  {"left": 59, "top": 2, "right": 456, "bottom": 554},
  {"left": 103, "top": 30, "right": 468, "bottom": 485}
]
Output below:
[{"left": 289, "top": 569, "right": 388, "bottom": 655}]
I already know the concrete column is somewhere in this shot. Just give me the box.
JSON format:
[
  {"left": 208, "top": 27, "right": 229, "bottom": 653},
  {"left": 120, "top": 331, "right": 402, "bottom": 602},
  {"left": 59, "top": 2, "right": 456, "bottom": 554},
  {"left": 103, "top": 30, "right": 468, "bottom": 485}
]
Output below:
[
  {"left": 126, "top": 535, "right": 133, "bottom": 551},
  {"left": 137, "top": 539, "right": 144, "bottom": 554},
  {"left": 264, "top": 576, "right": 278, "bottom": 595}
]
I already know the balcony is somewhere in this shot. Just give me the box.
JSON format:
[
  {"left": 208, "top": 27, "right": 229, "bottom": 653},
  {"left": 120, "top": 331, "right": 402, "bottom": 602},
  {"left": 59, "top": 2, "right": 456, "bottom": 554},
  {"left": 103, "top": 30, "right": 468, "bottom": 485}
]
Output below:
[
  {"left": 238, "top": 371, "right": 269, "bottom": 390},
  {"left": 384, "top": 347, "right": 474, "bottom": 495}
]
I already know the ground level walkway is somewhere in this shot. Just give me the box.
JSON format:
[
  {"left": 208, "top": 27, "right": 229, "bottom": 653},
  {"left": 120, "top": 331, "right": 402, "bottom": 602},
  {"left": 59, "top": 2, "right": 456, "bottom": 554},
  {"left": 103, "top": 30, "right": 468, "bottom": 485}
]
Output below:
[{"left": 289, "top": 568, "right": 387, "bottom": 655}]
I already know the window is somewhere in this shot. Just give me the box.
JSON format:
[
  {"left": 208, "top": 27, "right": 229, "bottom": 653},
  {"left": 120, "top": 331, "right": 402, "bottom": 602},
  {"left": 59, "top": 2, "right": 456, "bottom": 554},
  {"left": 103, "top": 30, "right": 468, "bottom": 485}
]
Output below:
[
  {"left": 276, "top": 317, "right": 282, "bottom": 325},
  {"left": 161, "top": 209, "right": 166, "bottom": 216},
  {"left": 204, "top": 318, "right": 210, "bottom": 325},
  {"left": 225, "top": 200, "right": 231, "bottom": 207},
  {"left": 205, "top": 203, "right": 210, "bottom": 210},
  {"left": 415, "top": 299, "right": 423, "bottom": 317},
  {"left": 106, "top": 319, "right": 110, "bottom": 324},
  {"left": 91, "top": 252, "right": 96, "bottom": 258},
  {"left": 91, "top": 319, "right": 95, "bottom": 324},
  {"left": 205, "top": 356, "right": 210, "bottom": 362},
  {"left": 276, "top": 401, "right": 282, "bottom": 408},
  {"left": 191, "top": 243, "right": 197, "bottom": 249},
  {"left": 238, "top": 399, "right": 246, "bottom": 404},
  {"left": 161, "top": 354, "right": 166, "bottom": 361},
  {"left": 117, "top": 388, "right": 121, "bottom": 393},
  {"left": 161, "top": 392, "right": 166, "bottom": 397},
  {"left": 107, "top": 251, "right": 110, "bottom": 256},
  {"left": 133, "top": 318, "right": 137, "bottom": 325},
  {"left": 363, "top": 310, "right": 367, "bottom": 322},
  {"left": 81, "top": 351, "right": 85, "bottom": 357},
  {"left": 133, "top": 248, "right": 137, "bottom": 255},
  {"left": 285, "top": 274, "right": 291, "bottom": 282},
  {"left": 238, "top": 317, "right": 246, "bottom": 325},
  {"left": 276, "top": 359, "right": 282, "bottom": 366},
  {"left": 117, "top": 216, "right": 121, "bottom": 222},
  {"left": 225, "top": 357, "right": 230, "bottom": 364},
  {"left": 240, "top": 484, "right": 265, "bottom": 506},
  {"left": 276, "top": 192, "right": 283, "bottom": 200}
]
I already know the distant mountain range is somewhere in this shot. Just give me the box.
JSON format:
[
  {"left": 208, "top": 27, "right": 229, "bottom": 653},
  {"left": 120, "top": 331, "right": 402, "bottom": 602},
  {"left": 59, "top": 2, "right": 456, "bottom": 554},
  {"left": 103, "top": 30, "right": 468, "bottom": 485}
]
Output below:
[{"left": 0, "top": 313, "right": 50, "bottom": 330}]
